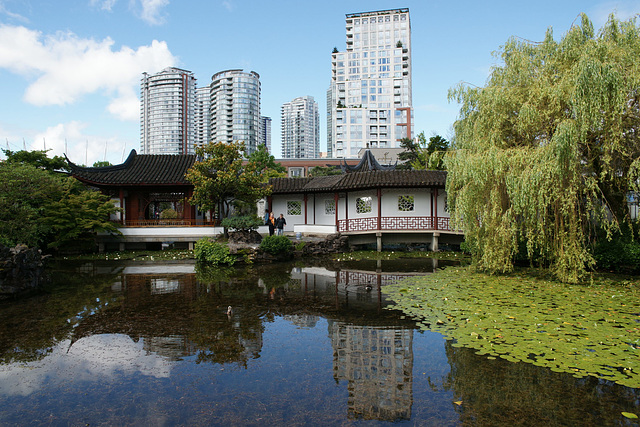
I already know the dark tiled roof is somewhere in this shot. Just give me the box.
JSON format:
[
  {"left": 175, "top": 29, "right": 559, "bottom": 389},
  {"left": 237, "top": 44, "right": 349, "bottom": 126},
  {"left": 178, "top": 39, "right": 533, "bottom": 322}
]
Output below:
[
  {"left": 68, "top": 150, "right": 196, "bottom": 186},
  {"left": 269, "top": 177, "right": 312, "bottom": 193},
  {"left": 269, "top": 170, "right": 446, "bottom": 194}
]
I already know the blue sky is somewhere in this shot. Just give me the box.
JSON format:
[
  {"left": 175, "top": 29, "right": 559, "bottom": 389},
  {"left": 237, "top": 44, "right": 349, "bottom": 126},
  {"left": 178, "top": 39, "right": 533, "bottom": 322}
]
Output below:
[{"left": 0, "top": 0, "right": 638, "bottom": 165}]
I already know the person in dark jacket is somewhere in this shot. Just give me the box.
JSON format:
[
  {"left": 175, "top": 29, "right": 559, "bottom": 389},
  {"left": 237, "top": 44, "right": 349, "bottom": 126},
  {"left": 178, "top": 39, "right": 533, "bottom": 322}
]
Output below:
[{"left": 275, "top": 214, "right": 286, "bottom": 236}]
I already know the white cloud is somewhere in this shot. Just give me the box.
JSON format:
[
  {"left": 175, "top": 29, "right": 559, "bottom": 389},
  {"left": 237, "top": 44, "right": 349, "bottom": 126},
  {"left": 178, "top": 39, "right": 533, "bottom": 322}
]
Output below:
[
  {"left": 222, "top": 1, "right": 234, "bottom": 12},
  {"left": 0, "top": 24, "right": 176, "bottom": 121},
  {"left": 0, "top": 334, "right": 173, "bottom": 397},
  {"left": 0, "top": 1, "right": 29, "bottom": 23},
  {"left": 90, "top": 0, "right": 117, "bottom": 12},
  {"left": 138, "top": 0, "right": 169, "bottom": 25},
  {"left": 30, "top": 121, "right": 132, "bottom": 166},
  {"left": 590, "top": 1, "right": 640, "bottom": 27}
]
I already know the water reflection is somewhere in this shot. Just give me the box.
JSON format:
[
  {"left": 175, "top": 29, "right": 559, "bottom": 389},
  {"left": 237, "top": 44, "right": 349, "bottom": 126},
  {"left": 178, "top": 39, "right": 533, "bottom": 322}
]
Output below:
[{"left": 0, "top": 259, "right": 637, "bottom": 425}]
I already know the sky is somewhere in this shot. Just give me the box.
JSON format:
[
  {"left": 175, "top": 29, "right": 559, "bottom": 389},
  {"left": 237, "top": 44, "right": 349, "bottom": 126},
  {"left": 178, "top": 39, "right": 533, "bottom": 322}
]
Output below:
[{"left": 0, "top": 0, "right": 639, "bottom": 166}]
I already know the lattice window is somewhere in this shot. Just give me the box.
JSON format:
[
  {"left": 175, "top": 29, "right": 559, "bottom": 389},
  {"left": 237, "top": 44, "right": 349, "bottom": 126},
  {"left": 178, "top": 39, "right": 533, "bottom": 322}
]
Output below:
[
  {"left": 356, "top": 196, "right": 372, "bottom": 214},
  {"left": 398, "top": 195, "right": 414, "bottom": 212},
  {"left": 325, "top": 199, "right": 335, "bottom": 215},
  {"left": 287, "top": 201, "right": 302, "bottom": 216}
]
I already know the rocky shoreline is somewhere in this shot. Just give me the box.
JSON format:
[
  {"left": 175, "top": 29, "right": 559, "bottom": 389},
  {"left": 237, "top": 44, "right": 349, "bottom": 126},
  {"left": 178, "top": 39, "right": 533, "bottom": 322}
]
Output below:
[{"left": 0, "top": 244, "right": 49, "bottom": 299}]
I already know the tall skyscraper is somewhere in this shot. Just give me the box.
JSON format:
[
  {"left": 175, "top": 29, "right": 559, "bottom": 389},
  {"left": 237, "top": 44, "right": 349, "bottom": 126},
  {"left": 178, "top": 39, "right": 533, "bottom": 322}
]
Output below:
[
  {"left": 140, "top": 67, "right": 196, "bottom": 155},
  {"left": 281, "top": 96, "right": 320, "bottom": 159},
  {"left": 259, "top": 116, "right": 272, "bottom": 153},
  {"left": 209, "top": 69, "right": 261, "bottom": 155},
  {"left": 194, "top": 86, "right": 211, "bottom": 149},
  {"left": 328, "top": 9, "right": 413, "bottom": 158}
]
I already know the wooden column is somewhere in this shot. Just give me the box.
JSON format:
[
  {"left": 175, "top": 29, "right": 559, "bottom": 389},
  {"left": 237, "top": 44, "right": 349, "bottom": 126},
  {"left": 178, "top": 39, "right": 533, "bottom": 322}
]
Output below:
[
  {"left": 304, "top": 193, "right": 308, "bottom": 225},
  {"left": 345, "top": 192, "right": 349, "bottom": 232},
  {"left": 434, "top": 188, "right": 439, "bottom": 230},
  {"left": 334, "top": 192, "right": 339, "bottom": 232},
  {"left": 377, "top": 187, "right": 382, "bottom": 230}
]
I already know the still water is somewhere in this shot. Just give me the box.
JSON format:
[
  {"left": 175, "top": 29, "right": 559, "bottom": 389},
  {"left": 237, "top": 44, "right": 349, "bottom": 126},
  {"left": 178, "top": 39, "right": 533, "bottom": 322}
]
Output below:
[{"left": 0, "top": 258, "right": 638, "bottom": 426}]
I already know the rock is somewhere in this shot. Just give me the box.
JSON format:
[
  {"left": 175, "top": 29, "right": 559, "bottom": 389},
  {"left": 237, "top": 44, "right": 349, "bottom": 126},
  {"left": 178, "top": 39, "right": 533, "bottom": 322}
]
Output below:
[
  {"left": 300, "top": 233, "right": 349, "bottom": 256},
  {"left": 228, "top": 230, "right": 263, "bottom": 245},
  {"left": 0, "top": 245, "right": 48, "bottom": 298}
]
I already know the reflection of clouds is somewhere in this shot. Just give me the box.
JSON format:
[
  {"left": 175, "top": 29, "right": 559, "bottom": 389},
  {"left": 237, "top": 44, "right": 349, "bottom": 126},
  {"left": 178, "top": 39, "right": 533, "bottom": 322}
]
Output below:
[{"left": 0, "top": 334, "right": 173, "bottom": 397}]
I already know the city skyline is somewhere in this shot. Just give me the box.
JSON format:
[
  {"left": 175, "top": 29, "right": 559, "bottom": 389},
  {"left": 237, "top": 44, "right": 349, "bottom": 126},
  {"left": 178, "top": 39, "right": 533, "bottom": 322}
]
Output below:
[{"left": 0, "top": 1, "right": 638, "bottom": 165}]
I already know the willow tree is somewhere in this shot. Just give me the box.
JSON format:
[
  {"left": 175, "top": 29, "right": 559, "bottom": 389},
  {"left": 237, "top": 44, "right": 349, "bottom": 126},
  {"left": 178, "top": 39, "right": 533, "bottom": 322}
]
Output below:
[{"left": 446, "top": 14, "right": 640, "bottom": 283}]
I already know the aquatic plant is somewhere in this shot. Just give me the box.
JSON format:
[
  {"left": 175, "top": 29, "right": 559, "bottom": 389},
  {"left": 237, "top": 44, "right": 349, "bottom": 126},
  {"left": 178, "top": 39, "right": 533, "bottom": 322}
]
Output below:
[{"left": 385, "top": 267, "right": 640, "bottom": 388}]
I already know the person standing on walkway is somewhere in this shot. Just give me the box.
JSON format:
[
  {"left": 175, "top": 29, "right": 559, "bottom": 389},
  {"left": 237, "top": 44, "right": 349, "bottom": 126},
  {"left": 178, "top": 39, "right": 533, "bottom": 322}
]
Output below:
[
  {"left": 268, "top": 212, "right": 276, "bottom": 236},
  {"left": 275, "top": 214, "right": 286, "bottom": 236}
]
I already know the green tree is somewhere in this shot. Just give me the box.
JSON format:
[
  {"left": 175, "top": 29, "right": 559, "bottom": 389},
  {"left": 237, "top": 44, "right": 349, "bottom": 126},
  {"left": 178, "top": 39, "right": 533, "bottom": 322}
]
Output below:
[
  {"left": 92, "top": 160, "right": 112, "bottom": 168},
  {"left": 398, "top": 133, "right": 449, "bottom": 170},
  {"left": 0, "top": 162, "right": 119, "bottom": 249},
  {"left": 2, "top": 149, "right": 68, "bottom": 172},
  {"left": 41, "top": 178, "right": 120, "bottom": 249},
  {"left": 186, "top": 141, "right": 272, "bottom": 219},
  {"left": 246, "top": 144, "right": 286, "bottom": 182},
  {"left": 309, "top": 165, "right": 342, "bottom": 177},
  {"left": 446, "top": 14, "right": 640, "bottom": 282},
  {"left": 0, "top": 163, "right": 60, "bottom": 247}
]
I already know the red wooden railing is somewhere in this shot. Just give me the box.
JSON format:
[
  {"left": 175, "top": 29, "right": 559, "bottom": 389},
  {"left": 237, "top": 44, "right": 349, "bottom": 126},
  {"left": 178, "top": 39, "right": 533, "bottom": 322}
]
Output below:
[
  {"left": 338, "top": 216, "right": 453, "bottom": 233},
  {"left": 113, "top": 219, "right": 219, "bottom": 227}
]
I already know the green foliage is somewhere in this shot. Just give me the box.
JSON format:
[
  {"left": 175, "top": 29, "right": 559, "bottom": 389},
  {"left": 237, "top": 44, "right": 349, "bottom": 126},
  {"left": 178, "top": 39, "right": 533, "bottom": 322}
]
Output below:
[
  {"left": 194, "top": 238, "right": 236, "bottom": 265},
  {"left": 308, "top": 165, "right": 342, "bottom": 177},
  {"left": 294, "top": 241, "right": 306, "bottom": 251},
  {"left": 92, "top": 160, "right": 112, "bottom": 168},
  {"left": 446, "top": 14, "right": 640, "bottom": 282},
  {"left": 41, "top": 178, "right": 121, "bottom": 249},
  {"left": 385, "top": 267, "right": 640, "bottom": 388},
  {"left": 186, "top": 141, "right": 274, "bottom": 219},
  {"left": 2, "top": 149, "right": 68, "bottom": 172},
  {"left": 220, "top": 215, "right": 263, "bottom": 232},
  {"left": 159, "top": 208, "right": 178, "bottom": 219},
  {"left": 259, "top": 235, "right": 292, "bottom": 255},
  {"left": 246, "top": 144, "right": 286, "bottom": 182},
  {"left": 0, "top": 161, "right": 119, "bottom": 250},
  {"left": 398, "top": 133, "right": 449, "bottom": 170},
  {"left": 593, "top": 232, "right": 640, "bottom": 273}
]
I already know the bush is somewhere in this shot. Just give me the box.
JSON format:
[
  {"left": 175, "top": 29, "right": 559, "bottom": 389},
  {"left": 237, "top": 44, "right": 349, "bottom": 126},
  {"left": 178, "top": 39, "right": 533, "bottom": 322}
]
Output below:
[
  {"left": 194, "top": 238, "right": 235, "bottom": 265},
  {"left": 160, "top": 208, "right": 178, "bottom": 219},
  {"left": 259, "top": 235, "right": 292, "bottom": 255},
  {"left": 221, "top": 215, "right": 263, "bottom": 232},
  {"left": 593, "top": 234, "right": 640, "bottom": 273}
]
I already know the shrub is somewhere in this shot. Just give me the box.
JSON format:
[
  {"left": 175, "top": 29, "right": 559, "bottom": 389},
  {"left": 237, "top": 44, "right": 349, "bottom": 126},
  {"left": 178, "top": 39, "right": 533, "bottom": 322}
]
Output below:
[
  {"left": 259, "top": 235, "right": 292, "bottom": 255},
  {"left": 221, "top": 215, "right": 263, "bottom": 232},
  {"left": 194, "top": 238, "right": 235, "bottom": 265},
  {"left": 593, "top": 235, "right": 640, "bottom": 273},
  {"left": 160, "top": 208, "right": 178, "bottom": 219}
]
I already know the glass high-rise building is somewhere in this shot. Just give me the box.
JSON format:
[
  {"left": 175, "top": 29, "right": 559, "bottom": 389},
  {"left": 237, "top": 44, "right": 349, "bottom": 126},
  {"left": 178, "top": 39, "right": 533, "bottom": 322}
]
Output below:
[
  {"left": 328, "top": 9, "right": 413, "bottom": 158},
  {"left": 194, "top": 86, "right": 211, "bottom": 149},
  {"left": 210, "top": 69, "right": 261, "bottom": 155},
  {"left": 140, "top": 67, "right": 196, "bottom": 155},
  {"left": 259, "top": 116, "right": 272, "bottom": 153},
  {"left": 281, "top": 96, "right": 320, "bottom": 159}
]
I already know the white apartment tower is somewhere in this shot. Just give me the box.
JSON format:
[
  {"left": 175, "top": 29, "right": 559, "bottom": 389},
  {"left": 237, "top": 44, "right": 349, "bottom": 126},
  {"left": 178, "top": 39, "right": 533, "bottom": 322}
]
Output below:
[
  {"left": 210, "top": 69, "right": 261, "bottom": 155},
  {"left": 194, "top": 86, "right": 211, "bottom": 149},
  {"left": 329, "top": 8, "right": 413, "bottom": 158},
  {"left": 140, "top": 67, "right": 196, "bottom": 155},
  {"left": 281, "top": 96, "right": 320, "bottom": 159},
  {"left": 259, "top": 116, "right": 272, "bottom": 153}
]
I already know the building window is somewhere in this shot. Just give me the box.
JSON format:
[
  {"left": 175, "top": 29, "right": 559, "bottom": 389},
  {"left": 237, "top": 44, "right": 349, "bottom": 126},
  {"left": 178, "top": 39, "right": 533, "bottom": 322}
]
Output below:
[
  {"left": 398, "top": 195, "right": 414, "bottom": 212},
  {"left": 356, "top": 196, "right": 372, "bottom": 214},
  {"left": 288, "top": 167, "right": 304, "bottom": 177},
  {"left": 287, "top": 201, "right": 302, "bottom": 216},
  {"left": 325, "top": 200, "right": 336, "bottom": 215}
]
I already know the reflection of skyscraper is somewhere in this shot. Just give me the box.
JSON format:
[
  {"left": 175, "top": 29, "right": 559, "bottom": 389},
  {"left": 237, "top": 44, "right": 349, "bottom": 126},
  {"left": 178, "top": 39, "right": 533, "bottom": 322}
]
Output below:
[{"left": 329, "top": 321, "right": 413, "bottom": 421}]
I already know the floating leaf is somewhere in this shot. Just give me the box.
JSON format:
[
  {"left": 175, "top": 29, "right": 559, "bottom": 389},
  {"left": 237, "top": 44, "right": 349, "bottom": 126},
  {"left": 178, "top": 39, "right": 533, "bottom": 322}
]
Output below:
[{"left": 622, "top": 412, "right": 638, "bottom": 419}]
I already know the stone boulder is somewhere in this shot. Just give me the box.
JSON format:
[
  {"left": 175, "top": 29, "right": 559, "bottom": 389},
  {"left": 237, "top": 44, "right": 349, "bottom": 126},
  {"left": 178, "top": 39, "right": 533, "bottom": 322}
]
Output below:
[
  {"left": 300, "top": 233, "right": 350, "bottom": 256},
  {"left": 227, "top": 230, "right": 263, "bottom": 245},
  {"left": 0, "top": 244, "right": 48, "bottom": 298}
]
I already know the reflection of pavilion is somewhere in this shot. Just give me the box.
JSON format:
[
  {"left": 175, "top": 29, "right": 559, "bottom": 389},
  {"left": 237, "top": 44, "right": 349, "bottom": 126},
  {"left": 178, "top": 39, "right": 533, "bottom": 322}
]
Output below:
[{"left": 329, "top": 321, "right": 414, "bottom": 421}]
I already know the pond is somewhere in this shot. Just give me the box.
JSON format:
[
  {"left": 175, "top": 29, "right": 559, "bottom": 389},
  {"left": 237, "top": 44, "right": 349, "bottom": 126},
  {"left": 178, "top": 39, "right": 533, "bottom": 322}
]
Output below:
[{"left": 0, "top": 257, "right": 638, "bottom": 426}]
